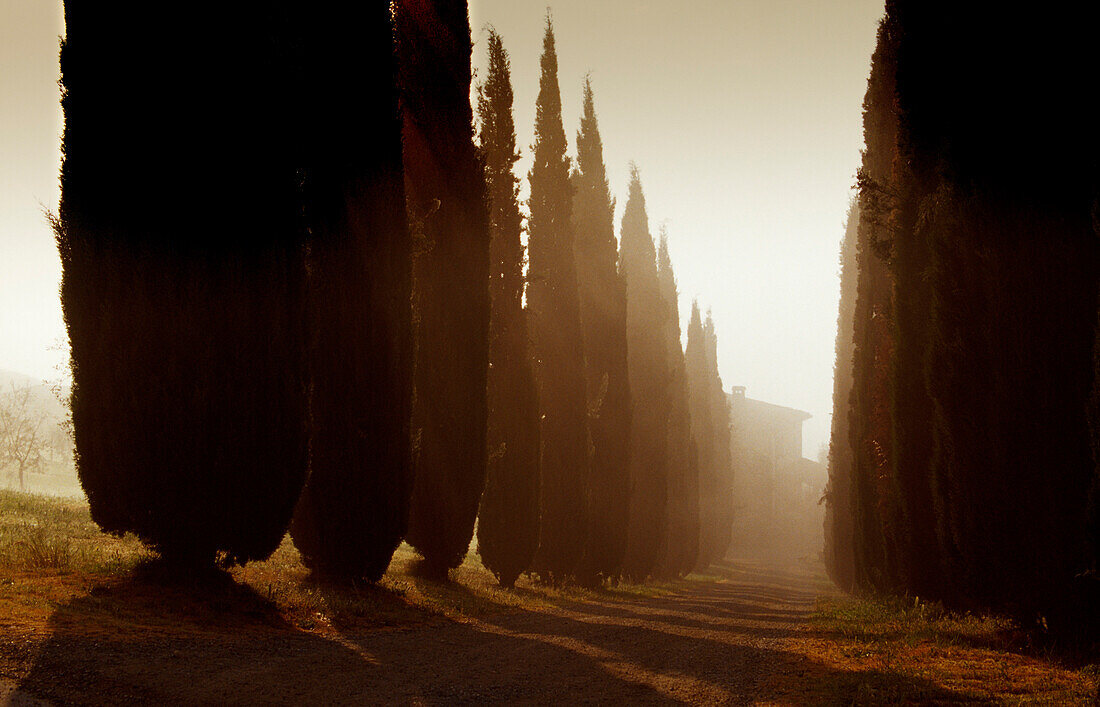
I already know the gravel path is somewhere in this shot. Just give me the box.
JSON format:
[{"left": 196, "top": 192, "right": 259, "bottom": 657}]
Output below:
[{"left": 7, "top": 561, "right": 830, "bottom": 705}]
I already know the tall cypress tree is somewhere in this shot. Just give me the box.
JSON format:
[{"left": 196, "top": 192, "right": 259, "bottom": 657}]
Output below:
[
  {"left": 701, "top": 311, "right": 734, "bottom": 566},
  {"left": 884, "top": 5, "right": 942, "bottom": 599},
  {"left": 685, "top": 302, "right": 716, "bottom": 570},
  {"left": 824, "top": 199, "right": 860, "bottom": 592},
  {"left": 289, "top": 1, "right": 414, "bottom": 582},
  {"left": 894, "top": 0, "right": 1099, "bottom": 627},
  {"left": 475, "top": 28, "right": 542, "bottom": 589},
  {"left": 571, "top": 78, "right": 632, "bottom": 585},
  {"left": 655, "top": 231, "right": 700, "bottom": 578},
  {"left": 526, "top": 15, "right": 591, "bottom": 583},
  {"left": 846, "top": 18, "right": 900, "bottom": 593},
  {"left": 57, "top": 5, "right": 310, "bottom": 565},
  {"left": 397, "top": 0, "right": 492, "bottom": 579},
  {"left": 619, "top": 167, "right": 670, "bottom": 582}
]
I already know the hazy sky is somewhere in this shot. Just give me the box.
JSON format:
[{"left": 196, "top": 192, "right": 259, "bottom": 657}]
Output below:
[{"left": 0, "top": 0, "right": 884, "bottom": 457}]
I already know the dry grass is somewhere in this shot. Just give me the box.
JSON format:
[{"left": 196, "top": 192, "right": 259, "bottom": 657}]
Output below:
[
  {"left": 0, "top": 489, "right": 674, "bottom": 638},
  {"left": 0, "top": 490, "right": 150, "bottom": 575},
  {"left": 771, "top": 592, "right": 1100, "bottom": 703},
  {"left": 4, "top": 490, "right": 1099, "bottom": 704}
]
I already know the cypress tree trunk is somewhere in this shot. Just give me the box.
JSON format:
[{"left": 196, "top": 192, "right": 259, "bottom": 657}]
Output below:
[
  {"left": 289, "top": 1, "right": 414, "bottom": 582},
  {"left": 620, "top": 168, "right": 670, "bottom": 582},
  {"left": 397, "top": 0, "right": 492, "bottom": 580},
  {"left": 475, "top": 29, "right": 541, "bottom": 589},
  {"left": 526, "top": 17, "right": 591, "bottom": 583},
  {"left": 655, "top": 233, "right": 700, "bottom": 578},
  {"left": 58, "top": 4, "right": 309, "bottom": 566},
  {"left": 571, "top": 79, "right": 633, "bottom": 586}
]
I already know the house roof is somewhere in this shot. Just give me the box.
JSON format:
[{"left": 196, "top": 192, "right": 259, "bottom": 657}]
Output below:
[{"left": 728, "top": 387, "right": 812, "bottom": 423}]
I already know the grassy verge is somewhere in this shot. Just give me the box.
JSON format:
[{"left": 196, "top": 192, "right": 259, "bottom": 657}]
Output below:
[
  {"left": 0, "top": 489, "right": 675, "bottom": 639},
  {"left": 772, "top": 592, "right": 1100, "bottom": 703}
]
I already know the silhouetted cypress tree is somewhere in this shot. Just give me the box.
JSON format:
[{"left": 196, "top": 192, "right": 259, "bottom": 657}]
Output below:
[
  {"left": 892, "top": 0, "right": 1100, "bottom": 629},
  {"left": 526, "top": 16, "right": 591, "bottom": 583},
  {"left": 846, "top": 19, "right": 900, "bottom": 594},
  {"left": 289, "top": 1, "right": 414, "bottom": 582},
  {"left": 571, "top": 78, "right": 632, "bottom": 585},
  {"left": 57, "top": 5, "right": 310, "bottom": 565},
  {"left": 685, "top": 302, "right": 717, "bottom": 571},
  {"left": 655, "top": 231, "right": 700, "bottom": 578},
  {"left": 620, "top": 167, "right": 670, "bottom": 582},
  {"left": 475, "top": 28, "right": 542, "bottom": 588},
  {"left": 882, "top": 5, "right": 942, "bottom": 599},
  {"left": 701, "top": 312, "right": 734, "bottom": 566},
  {"left": 824, "top": 199, "right": 859, "bottom": 592},
  {"left": 396, "top": 0, "right": 491, "bottom": 580}
]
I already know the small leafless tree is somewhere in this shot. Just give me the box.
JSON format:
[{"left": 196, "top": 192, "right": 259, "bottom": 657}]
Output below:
[{"left": 0, "top": 383, "right": 48, "bottom": 491}]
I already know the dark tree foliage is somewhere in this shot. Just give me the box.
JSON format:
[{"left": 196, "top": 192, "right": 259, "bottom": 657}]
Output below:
[
  {"left": 570, "top": 78, "right": 633, "bottom": 585},
  {"left": 475, "top": 29, "right": 542, "bottom": 589},
  {"left": 619, "top": 168, "right": 670, "bottom": 582},
  {"left": 289, "top": 1, "right": 414, "bottom": 582},
  {"left": 57, "top": 4, "right": 310, "bottom": 565},
  {"left": 397, "top": 0, "right": 491, "bottom": 579},
  {"left": 831, "top": 1, "right": 1100, "bottom": 638},
  {"left": 654, "top": 232, "right": 700, "bottom": 578},
  {"left": 823, "top": 200, "right": 859, "bottom": 592},
  {"left": 845, "top": 20, "right": 900, "bottom": 594},
  {"left": 526, "top": 16, "right": 591, "bottom": 583},
  {"left": 685, "top": 303, "right": 715, "bottom": 570},
  {"left": 701, "top": 312, "right": 734, "bottom": 567},
  {"left": 880, "top": 9, "right": 941, "bottom": 600},
  {"left": 891, "top": 1, "right": 1100, "bottom": 630}
]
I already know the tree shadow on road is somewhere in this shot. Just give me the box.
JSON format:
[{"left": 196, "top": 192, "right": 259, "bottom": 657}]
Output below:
[{"left": 14, "top": 557, "right": 987, "bottom": 704}]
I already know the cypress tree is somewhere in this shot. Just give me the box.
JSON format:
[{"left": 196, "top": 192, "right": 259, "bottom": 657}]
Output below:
[
  {"left": 685, "top": 302, "right": 716, "bottom": 570},
  {"left": 701, "top": 312, "right": 734, "bottom": 566},
  {"left": 619, "top": 167, "right": 670, "bottom": 582},
  {"left": 397, "top": 0, "right": 492, "bottom": 579},
  {"left": 57, "top": 4, "right": 310, "bottom": 565},
  {"left": 884, "top": 5, "right": 942, "bottom": 599},
  {"left": 893, "top": 0, "right": 1100, "bottom": 627},
  {"left": 526, "top": 15, "right": 591, "bottom": 583},
  {"left": 846, "top": 18, "right": 900, "bottom": 593},
  {"left": 571, "top": 78, "right": 633, "bottom": 585},
  {"left": 475, "top": 28, "right": 542, "bottom": 589},
  {"left": 289, "top": 1, "right": 414, "bottom": 582},
  {"left": 824, "top": 199, "right": 859, "bottom": 592},
  {"left": 655, "top": 231, "right": 700, "bottom": 578}
]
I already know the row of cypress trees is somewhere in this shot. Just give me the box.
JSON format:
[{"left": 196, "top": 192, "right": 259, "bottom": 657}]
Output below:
[
  {"left": 59, "top": 1, "right": 736, "bottom": 586},
  {"left": 825, "top": 1, "right": 1100, "bottom": 639},
  {"left": 59, "top": 2, "right": 410, "bottom": 574},
  {"left": 59, "top": 0, "right": 468, "bottom": 580},
  {"left": 479, "top": 17, "right": 737, "bottom": 586}
]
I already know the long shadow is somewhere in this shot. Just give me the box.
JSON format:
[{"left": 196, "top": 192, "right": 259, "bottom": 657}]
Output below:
[
  {"left": 324, "top": 572, "right": 985, "bottom": 703},
  {"left": 544, "top": 596, "right": 811, "bottom": 640},
  {"left": 15, "top": 559, "right": 988, "bottom": 704}
]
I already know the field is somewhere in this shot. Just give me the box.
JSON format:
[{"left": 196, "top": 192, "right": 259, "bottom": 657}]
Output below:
[{"left": 0, "top": 489, "right": 1097, "bottom": 704}]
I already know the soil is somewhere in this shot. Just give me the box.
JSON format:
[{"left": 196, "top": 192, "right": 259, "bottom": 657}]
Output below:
[
  {"left": 2, "top": 559, "right": 1085, "bottom": 705},
  {"left": 0, "top": 559, "right": 844, "bottom": 705}
]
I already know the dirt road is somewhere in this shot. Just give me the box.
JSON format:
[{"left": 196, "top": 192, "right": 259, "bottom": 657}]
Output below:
[{"left": 0, "top": 560, "right": 992, "bottom": 704}]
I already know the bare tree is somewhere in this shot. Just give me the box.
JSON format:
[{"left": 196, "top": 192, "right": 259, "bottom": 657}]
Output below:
[{"left": 0, "top": 383, "right": 48, "bottom": 491}]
